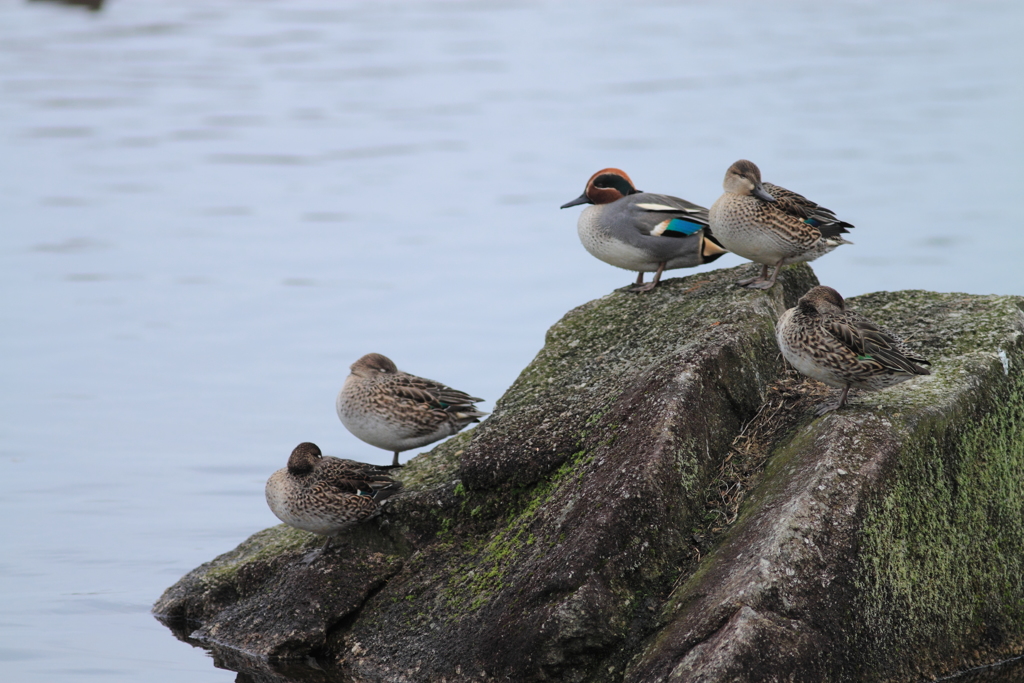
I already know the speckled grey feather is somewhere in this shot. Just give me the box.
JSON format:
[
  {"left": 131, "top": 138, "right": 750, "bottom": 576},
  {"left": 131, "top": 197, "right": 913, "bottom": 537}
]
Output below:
[
  {"left": 337, "top": 353, "right": 487, "bottom": 466},
  {"left": 710, "top": 160, "right": 853, "bottom": 289},
  {"left": 776, "top": 286, "right": 930, "bottom": 414},
  {"left": 265, "top": 442, "right": 402, "bottom": 537}
]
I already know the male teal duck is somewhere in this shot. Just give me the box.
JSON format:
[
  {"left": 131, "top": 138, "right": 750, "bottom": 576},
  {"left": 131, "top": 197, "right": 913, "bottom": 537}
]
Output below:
[
  {"left": 776, "top": 286, "right": 931, "bottom": 415},
  {"left": 336, "top": 353, "right": 487, "bottom": 466},
  {"left": 561, "top": 168, "right": 728, "bottom": 292},
  {"left": 710, "top": 160, "right": 853, "bottom": 290},
  {"left": 265, "top": 442, "right": 402, "bottom": 537}
]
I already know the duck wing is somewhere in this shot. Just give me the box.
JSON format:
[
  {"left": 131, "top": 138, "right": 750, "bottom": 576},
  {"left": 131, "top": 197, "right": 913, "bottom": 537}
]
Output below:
[
  {"left": 763, "top": 182, "right": 853, "bottom": 238},
  {"left": 391, "top": 374, "right": 484, "bottom": 411},
  {"left": 824, "top": 311, "right": 930, "bottom": 375},
  {"left": 631, "top": 193, "right": 710, "bottom": 238},
  {"left": 317, "top": 457, "right": 403, "bottom": 496}
]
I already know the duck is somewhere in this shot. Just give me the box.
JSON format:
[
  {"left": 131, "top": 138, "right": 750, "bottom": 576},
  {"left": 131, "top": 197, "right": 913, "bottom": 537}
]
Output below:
[
  {"left": 265, "top": 442, "right": 403, "bottom": 537},
  {"left": 560, "top": 168, "right": 728, "bottom": 292},
  {"left": 336, "top": 353, "right": 487, "bottom": 466},
  {"left": 776, "top": 286, "right": 931, "bottom": 415},
  {"left": 709, "top": 160, "right": 853, "bottom": 290}
]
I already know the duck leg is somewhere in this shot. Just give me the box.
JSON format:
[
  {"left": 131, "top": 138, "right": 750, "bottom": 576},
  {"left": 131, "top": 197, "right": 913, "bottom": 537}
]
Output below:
[
  {"left": 736, "top": 264, "right": 769, "bottom": 287},
  {"left": 301, "top": 536, "right": 334, "bottom": 565},
  {"left": 392, "top": 451, "right": 401, "bottom": 467},
  {"left": 815, "top": 384, "right": 851, "bottom": 416},
  {"left": 744, "top": 259, "right": 785, "bottom": 290},
  {"left": 634, "top": 272, "right": 645, "bottom": 286},
  {"left": 630, "top": 262, "right": 665, "bottom": 293}
]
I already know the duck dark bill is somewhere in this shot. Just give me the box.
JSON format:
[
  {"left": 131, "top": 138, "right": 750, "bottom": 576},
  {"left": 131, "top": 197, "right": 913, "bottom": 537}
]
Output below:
[{"left": 561, "top": 167, "right": 726, "bottom": 293}]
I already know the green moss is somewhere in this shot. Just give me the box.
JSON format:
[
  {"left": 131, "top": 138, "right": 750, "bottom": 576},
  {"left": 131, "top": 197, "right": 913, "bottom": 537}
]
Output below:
[
  {"left": 487, "top": 264, "right": 815, "bottom": 431},
  {"left": 201, "top": 525, "right": 317, "bottom": 586},
  {"left": 435, "top": 516, "right": 454, "bottom": 542},
  {"left": 441, "top": 447, "right": 595, "bottom": 614},
  {"left": 160, "top": 276, "right": 1024, "bottom": 681},
  {"left": 853, "top": 369, "right": 1024, "bottom": 671},
  {"left": 396, "top": 429, "right": 472, "bottom": 491},
  {"left": 823, "top": 292, "right": 1024, "bottom": 675}
]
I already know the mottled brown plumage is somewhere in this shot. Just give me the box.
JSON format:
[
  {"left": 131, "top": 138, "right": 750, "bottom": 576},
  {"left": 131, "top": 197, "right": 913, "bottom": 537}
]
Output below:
[
  {"left": 336, "top": 353, "right": 487, "bottom": 466},
  {"left": 776, "top": 286, "right": 931, "bottom": 415},
  {"left": 265, "top": 442, "right": 402, "bottom": 537},
  {"left": 710, "top": 160, "right": 854, "bottom": 290}
]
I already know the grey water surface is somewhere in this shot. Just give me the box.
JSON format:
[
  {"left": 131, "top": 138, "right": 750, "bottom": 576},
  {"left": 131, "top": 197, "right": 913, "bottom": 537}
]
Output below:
[{"left": 1, "top": 0, "right": 1022, "bottom": 680}]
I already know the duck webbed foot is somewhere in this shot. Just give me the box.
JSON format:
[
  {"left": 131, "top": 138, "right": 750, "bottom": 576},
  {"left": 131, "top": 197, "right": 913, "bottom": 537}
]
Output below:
[
  {"left": 629, "top": 263, "right": 664, "bottom": 293},
  {"left": 736, "top": 264, "right": 770, "bottom": 287},
  {"left": 814, "top": 385, "right": 851, "bottom": 416},
  {"left": 741, "top": 261, "right": 784, "bottom": 290}
]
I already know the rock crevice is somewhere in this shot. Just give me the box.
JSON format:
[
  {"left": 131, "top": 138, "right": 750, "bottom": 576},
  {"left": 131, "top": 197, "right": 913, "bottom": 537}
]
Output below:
[{"left": 154, "top": 265, "right": 1024, "bottom": 682}]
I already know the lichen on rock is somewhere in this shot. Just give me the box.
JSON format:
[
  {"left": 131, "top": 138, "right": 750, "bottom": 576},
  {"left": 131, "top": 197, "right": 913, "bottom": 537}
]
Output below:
[{"left": 153, "top": 265, "right": 1024, "bottom": 682}]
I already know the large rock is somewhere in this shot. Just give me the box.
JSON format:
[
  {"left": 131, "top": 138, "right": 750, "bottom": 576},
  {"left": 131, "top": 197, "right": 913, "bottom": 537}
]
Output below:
[{"left": 153, "top": 264, "right": 1024, "bottom": 682}]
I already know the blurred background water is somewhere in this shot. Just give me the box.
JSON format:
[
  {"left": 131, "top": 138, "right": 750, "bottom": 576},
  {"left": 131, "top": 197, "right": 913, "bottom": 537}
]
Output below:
[{"left": 1, "top": 0, "right": 1021, "bottom": 680}]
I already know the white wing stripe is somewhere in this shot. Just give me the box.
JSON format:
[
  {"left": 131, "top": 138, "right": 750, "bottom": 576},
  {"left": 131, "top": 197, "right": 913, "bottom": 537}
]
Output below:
[{"left": 635, "top": 202, "right": 700, "bottom": 213}]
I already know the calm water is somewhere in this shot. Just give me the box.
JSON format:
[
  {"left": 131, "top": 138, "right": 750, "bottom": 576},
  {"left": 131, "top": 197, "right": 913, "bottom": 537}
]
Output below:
[{"left": 1, "top": 0, "right": 1021, "bottom": 680}]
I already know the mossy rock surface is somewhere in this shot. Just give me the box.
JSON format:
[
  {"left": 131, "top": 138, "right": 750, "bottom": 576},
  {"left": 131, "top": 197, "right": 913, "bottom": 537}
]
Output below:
[
  {"left": 625, "top": 290, "right": 1024, "bottom": 682},
  {"left": 153, "top": 265, "right": 1024, "bottom": 682}
]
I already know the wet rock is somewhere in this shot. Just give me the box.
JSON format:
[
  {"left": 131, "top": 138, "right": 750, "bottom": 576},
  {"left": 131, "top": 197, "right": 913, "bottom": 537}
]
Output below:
[
  {"left": 153, "top": 523, "right": 407, "bottom": 660},
  {"left": 153, "top": 264, "right": 1024, "bottom": 682}
]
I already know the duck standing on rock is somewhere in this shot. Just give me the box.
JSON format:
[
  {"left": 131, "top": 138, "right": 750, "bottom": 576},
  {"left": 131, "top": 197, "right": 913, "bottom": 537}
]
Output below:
[
  {"left": 710, "top": 160, "right": 854, "bottom": 290},
  {"left": 560, "top": 168, "right": 728, "bottom": 292},
  {"left": 776, "top": 286, "right": 931, "bottom": 415},
  {"left": 337, "top": 353, "right": 487, "bottom": 466},
  {"left": 265, "top": 442, "right": 403, "bottom": 537}
]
